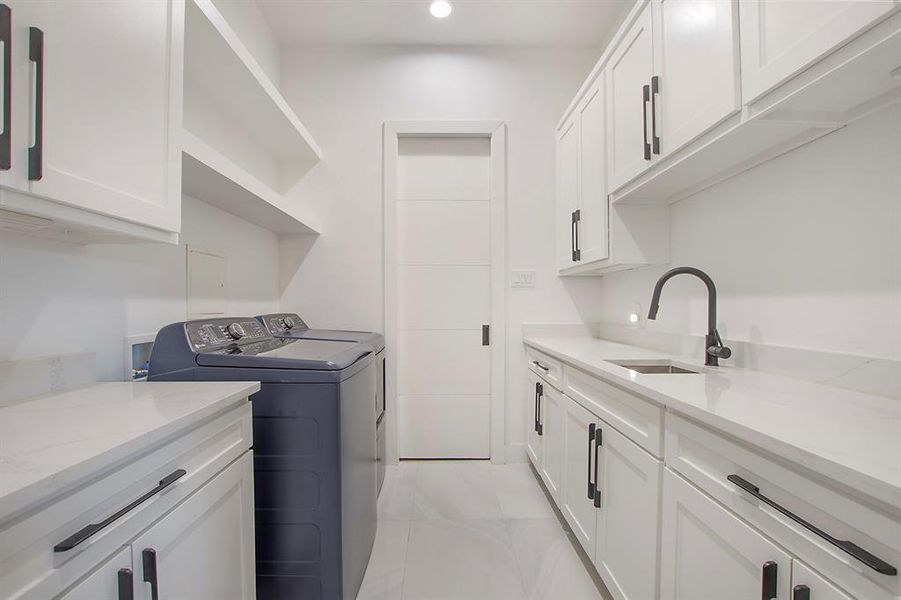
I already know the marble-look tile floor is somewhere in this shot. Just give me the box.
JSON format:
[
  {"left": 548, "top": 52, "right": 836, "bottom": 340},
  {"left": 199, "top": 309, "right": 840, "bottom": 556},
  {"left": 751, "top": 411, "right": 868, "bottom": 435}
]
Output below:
[{"left": 357, "top": 460, "right": 611, "bottom": 600}]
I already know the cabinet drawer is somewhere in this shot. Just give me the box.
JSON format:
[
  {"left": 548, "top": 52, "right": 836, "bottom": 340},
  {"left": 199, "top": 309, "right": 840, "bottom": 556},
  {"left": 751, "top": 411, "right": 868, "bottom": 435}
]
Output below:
[
  {"left": 563, "top": 365, "right": 663, "bottom": 457},
  {"left": 526, "top": 346, "right": 563, "bottom": 390},
  {"left": 665, "top": 414, "right": 900, "bottom": 600},
  {"left": 0, "top": 401, "right": 252, "bottom": 600}
]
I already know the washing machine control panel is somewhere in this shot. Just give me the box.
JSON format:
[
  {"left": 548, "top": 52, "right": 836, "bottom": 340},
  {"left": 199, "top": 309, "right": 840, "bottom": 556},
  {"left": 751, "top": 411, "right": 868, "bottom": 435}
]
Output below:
[
  {"left": 261, "top": 313, "right": 309, "bottom": 335},
  {"left": 185, "top": 318, "right": 268, "bottom": 351}
]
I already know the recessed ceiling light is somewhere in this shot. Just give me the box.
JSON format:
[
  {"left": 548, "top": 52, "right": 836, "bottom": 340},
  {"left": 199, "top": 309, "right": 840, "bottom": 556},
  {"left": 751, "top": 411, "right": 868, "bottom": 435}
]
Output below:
[{"left": 430, "top": 0, "right": 452, "bottom": 19}]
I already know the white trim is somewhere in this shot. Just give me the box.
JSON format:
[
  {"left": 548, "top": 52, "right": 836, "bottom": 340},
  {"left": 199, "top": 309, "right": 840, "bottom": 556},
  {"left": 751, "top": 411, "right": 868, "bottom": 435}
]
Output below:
[{"left": 383, "top": 120, "right": 508, "bottom": 465}]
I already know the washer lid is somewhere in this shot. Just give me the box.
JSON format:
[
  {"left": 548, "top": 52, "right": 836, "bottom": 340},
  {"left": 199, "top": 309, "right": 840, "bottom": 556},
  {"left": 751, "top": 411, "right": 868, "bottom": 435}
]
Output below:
[{"left": 195, "top": 338, "right": 371, "bottom": 370}]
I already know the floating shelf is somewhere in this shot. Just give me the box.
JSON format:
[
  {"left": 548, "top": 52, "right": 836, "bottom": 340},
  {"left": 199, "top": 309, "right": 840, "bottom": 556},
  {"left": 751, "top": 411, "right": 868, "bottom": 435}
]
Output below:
[
  {"left": 182, "top": 131, "right": 320, "bottom": 235},
  {"left": 183, "top": 0, "right": 321, "bottom": 194}
]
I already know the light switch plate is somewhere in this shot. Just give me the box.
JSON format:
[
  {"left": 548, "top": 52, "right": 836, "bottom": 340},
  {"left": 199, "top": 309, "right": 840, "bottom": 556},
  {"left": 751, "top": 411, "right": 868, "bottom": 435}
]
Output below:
[{"left": 511, "top": 270, "right": 536, "bottom": 288}]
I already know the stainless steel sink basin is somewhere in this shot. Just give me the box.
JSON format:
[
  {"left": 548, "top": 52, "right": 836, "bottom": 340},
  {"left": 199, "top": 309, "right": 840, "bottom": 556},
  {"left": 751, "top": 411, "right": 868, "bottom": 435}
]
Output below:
[{"left": 608, "top": 360, "right": 699, "bottom": 375}]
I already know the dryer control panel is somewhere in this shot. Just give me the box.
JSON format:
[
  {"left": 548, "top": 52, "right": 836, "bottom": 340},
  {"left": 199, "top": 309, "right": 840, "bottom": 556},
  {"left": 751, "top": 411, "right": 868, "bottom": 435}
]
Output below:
[
  {"left": 184, "top": 318, "right": 268, "bottom": 351},
  {"left": 260, "top": 313, "right": 309, "bottom": 335}
]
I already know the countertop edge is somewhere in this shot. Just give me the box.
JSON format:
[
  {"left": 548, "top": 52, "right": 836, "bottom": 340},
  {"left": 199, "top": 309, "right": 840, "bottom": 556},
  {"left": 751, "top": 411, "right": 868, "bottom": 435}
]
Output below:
[
  {"left": 0, "top": 381, "right": 260, "bottom": 525},
  {"left": 522, "top": 337, "right": 901, "bottom": 511}
]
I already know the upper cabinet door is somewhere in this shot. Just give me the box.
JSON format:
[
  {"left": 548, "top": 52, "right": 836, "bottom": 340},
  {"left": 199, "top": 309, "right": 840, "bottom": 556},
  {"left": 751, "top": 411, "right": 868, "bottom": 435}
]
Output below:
[
  {"left": 576, "top": 79, "right": 609, "bottom": 264},
  {"left": 653, "top": 0, "right": 740, "bottom": 156},
  {"left": 28, "top": 0, "right": 183, "bottom": 233},
  {"left": 556, "top": 115, "right": 580, "bottom": 270},
  {"left": 607, "top": 2, "right": 654, "bottom": 190},
  {"left": 740, "top": 0, "right": 897, "bottom": 103}
]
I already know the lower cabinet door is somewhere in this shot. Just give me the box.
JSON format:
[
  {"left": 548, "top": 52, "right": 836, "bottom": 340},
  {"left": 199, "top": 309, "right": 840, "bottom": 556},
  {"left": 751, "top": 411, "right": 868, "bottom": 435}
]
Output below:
[
  {"left": 525, "top": 372, "right": 543, "bottom": 468},
  {"left": 593, "top": 423, "right": 662, "bottom": 600},
  {"left": 132, "top": 452, "right": 256, "bottom": 600},
  {"left": 539, "top": 384, "right": 565, "bottom": 503},
  {"left": 791, "top": 560, "right": 853, "bottom": 600},
  {"left": 660, "top": 468, "right": 792, "bottom": 600},
  {"left": 57, "top": 546, "right": 133, "bottom": 600},
  {"left": 561, "top": 397, "right": 598, "bottom": 558}
]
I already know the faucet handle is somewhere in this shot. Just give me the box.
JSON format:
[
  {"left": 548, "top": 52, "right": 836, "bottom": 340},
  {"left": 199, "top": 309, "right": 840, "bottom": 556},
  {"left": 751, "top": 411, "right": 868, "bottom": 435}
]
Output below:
[{"left": 707, "top": 345, "right": 732, "bottom": 360}]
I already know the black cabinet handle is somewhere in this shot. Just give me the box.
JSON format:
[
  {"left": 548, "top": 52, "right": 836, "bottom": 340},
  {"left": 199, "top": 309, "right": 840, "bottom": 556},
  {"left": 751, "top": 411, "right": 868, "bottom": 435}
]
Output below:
[
  {"left": 531, "top": 360, "right": 549, "bottom": 372},
  {"left": 728, "top": 474, "right": 897, "bottom": 576},
  {"left": 651, "top": 75, "right": 661, "bottom": 155},
  {"left": 570, "top": 210, "right": 577, "bottom": 262},
  {"left": 573, "top": 209, "right": 581, "bottom": 261},
  {"left": 27, "top": 26, "right": 42, "bottom": 181},
  {"left": 587, "top": 423, "right": 596, "bottom": 500},
  {"left": 118, "top": 568, "right": 134, "bottom": 600},
  {"left": 593, "top": 427, "right": 603, "bottom": 508},
  {"left": 54, "top": 469, "right": 186, "bottom": 552},
  {"left": 793, "top": 585, "right": 810, "bottom": 600},
  {"left": 142, "top": 548, "right": 160, "bottom": 600},
  {"left": 0, "top": 4, "right": 10, "bottom": 170},
  {"left": 536, "top": 382, "right": 544, "bottom": 436},
  {"left": 761, "top": 561, "right": 778, "bottom": 600},
  {"left": 533, "top": 381, "right": 540, "bottom": 433},
  {"left": 641, "top": 84, "right": 651, "bottom": 161}
]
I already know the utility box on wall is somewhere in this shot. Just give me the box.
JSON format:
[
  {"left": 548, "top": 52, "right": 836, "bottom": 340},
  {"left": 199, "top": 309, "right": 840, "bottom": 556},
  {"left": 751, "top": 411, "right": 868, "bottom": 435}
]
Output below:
[{"left": 187, "top": 245, "right": 226, "bottom": 319}]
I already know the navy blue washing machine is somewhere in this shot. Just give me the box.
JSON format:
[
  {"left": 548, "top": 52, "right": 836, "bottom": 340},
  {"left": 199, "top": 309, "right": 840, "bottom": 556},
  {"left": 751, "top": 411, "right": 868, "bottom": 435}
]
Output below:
[
  {"left": 256, "top": 313, "right": 387, "bottom": 494},
  {"left": 148, "top": 317, "right": 377, "bottom": 600}
]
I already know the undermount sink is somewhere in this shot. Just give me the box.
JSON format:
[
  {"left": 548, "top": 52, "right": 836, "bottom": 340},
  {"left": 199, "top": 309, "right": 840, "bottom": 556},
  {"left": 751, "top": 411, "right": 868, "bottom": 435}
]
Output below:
[{"left": 607, "top": 360, "right": 699, "bottom": 375}]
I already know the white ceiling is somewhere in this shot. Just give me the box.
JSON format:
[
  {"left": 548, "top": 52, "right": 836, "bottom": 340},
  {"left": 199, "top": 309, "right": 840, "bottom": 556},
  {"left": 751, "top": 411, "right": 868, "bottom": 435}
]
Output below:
[{"left": 257, "top": 0, "right": 631, "bottom": 47}]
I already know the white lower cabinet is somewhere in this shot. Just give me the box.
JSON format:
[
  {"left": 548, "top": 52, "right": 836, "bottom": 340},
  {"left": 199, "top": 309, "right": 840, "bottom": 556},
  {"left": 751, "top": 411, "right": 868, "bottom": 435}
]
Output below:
[
  {"left": 57, "top": 547, "right": 134, "bottom": 600},
  {"left": 792, "top": 559, "right": 853, "bottom": 600},
  {"left": 561, "top": 397, "right": 598, "bottom": 557},
  {"left": 132, "top": 451, "right": 256, "bottom": 600},
  {"left": 660, "top": 468, "right": 792, "bottom": 600},
  {"left": 525, "top": 372, "right": 543, "bottom": 467},
  {"left": 539, "top": 383, "right": 566, "bottom": 504},
  {"left": 593, "top": 422, "right": 662, "bottom": 600}
]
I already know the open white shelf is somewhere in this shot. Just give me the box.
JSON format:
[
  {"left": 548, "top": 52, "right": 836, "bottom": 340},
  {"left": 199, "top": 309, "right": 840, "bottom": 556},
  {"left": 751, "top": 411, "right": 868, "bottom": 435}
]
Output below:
[
  {"left": 182, "top": 130, "right": 320, "bottom": 235},
  {"left": 183, "top": 0, "right": 321, "bottom": 195}
]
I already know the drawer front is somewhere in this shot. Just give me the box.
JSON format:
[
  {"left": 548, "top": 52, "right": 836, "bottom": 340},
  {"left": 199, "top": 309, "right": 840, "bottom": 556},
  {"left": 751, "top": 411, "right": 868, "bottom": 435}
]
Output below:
[
  {"left": 563, "top": 365, "right": 664, "bottom": 457},
  {"left": 526, "top": 346, "right": 563, "bottom": 390},
  {"left": 665, "top": 414, "right": 900, "bottom": 600},
  {"left": 0, "top": 401, "right": 252, "bottom": 600}
]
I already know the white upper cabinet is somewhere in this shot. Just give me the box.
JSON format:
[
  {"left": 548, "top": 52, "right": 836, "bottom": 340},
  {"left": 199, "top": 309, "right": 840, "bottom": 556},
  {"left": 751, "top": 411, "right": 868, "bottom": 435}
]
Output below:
[
  {"left": 26, "top": 0, "right": 183, "bottom": 234},
  {"left": 653, "top": 0, "right": 741, "bottom": 156},
  {"left": 555, "top": 115, "right": 580, "bottom": 270},
  {"left": 607, "top": 3, "right": 655, "bottom": 190},
  {"left": 575, "top": 80, "right": 609, "bottom": 264},
  {"left": 740, "top": 0, "right": 897, "bottom": 104}
]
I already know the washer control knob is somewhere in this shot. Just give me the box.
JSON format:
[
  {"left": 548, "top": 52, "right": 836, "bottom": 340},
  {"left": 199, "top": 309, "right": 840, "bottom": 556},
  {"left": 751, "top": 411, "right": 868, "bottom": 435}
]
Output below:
[
  {"left": 227, "top": 322, "right": 246, "bottom": 339},
  {"left": 283, "top": 316, "right": 296, "bottom": 329}
]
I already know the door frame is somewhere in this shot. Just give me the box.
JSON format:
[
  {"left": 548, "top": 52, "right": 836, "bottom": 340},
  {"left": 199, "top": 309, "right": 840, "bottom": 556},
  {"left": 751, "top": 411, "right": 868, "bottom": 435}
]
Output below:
[{"left": 383, "top": 120, "right": 507, "bottom": 464}]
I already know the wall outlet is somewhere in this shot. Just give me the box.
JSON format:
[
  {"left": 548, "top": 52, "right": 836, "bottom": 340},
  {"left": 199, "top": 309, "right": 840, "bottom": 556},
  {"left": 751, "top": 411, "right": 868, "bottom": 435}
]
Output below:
[{"left": 511, "top": 270, "right": 536, "bottom": 288}]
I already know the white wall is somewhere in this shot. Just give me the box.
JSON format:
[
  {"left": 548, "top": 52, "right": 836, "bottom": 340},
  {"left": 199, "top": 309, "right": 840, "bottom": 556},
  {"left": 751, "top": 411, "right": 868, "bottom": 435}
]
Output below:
[
  {"left": 278, "top": 45, "right": 604, "bottom": 459},
  {"left": 212, "top": 0, "right": 281, "bottom": 85},
  {"left": 0, "top": 195, "right": 281, "bottom": 380},
  {"left": 596, "top": 103, "right": 901, "bottom": 361}
]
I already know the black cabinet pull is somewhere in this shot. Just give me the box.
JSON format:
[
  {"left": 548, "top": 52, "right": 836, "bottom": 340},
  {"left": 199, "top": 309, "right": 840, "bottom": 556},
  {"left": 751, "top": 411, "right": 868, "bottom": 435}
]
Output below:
[
  {"left": 587, "top": 423, "right": 596, "bottom": 500},
  {"left": 482, "top": 324, "right": 490, "bottom": 346},
  {"left": 593, "top": 427, "right": 603, "bottom": 508},
  {"left": 570, "top": 210, "right": 578, "bottom": 262},
  {"left": 641, "top": 84, "right": 651, "bottom": 161},
  {"left": 728, "top": 474, "right": 897, "bottom": 576},
  {"left": 573, "top": 209, "right": 581, "bottom": 261},
  {"left": 142, "top": 548, "right": 160, "bottom": 600},
  {"left": 531, "top": 360, "right": 549, "bottom": 372},
  {"left": 0, "top": 4, "right": 10, "bottom": 170},
  {"left": 651, "top": 75, "right": 661, "bottom": 155},
  {"left": 536, "top": 382, "right": 544, "bottom": 436},
  {"left": 54, "top": 469, "right": 186, "bottom": 552},
  {"left": 793, "top": 585, "right": 810, "bottom": 600},
  {"left": 117, "top": 568, "right": 134, "bottom": 600},
  {"left": 533, "top": 381, "right": 540, "bottom": 433},
  {"left": 761, "top": 561, "right": 778, "bottom": 600},
  {"left": 27, "top": 26, "right": 42, "bottom": 181}
]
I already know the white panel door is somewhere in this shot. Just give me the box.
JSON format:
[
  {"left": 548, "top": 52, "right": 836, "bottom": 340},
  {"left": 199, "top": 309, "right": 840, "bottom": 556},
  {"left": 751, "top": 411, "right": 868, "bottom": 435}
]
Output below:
[
  {"left": 396, "top": 136, "right": 491, "bottom": 458},
  {"left": 132, "top": 452, "right": 256, "bottom": 600},
  {"left": 740, "top": 0, "right": 896, "bottom": 103},
  {"left": 654, "top": 0, "right": 740, "bottom": 156},
  {"left": 608, "top": 2, "right": 655, "bottom": 190},
  {"left": 576, "top": 78, "right": 609, "bottom": 264},
  {"left": 29, "top": 0, "right": 182, "bottom": 233},
  {"left": 539, "top": 383, "right": 565, "bottom": 504},
  {"left": 660, "top": 468, "right": 792, "bottom": 600},
  {"left": 561, "top": 397, "right": 598, "bottom": 558},
  {"left": 556, "top": 115, "right": 580, "bottom": 270},
  {"left": 791, "top": 559, "right": 853, "bottom": 600},
  {"left": 594, "top": 422, "right": 662, "bottom": 600},
  {"left": 57, "top": 546, "right": 133, "bottom": 600}
]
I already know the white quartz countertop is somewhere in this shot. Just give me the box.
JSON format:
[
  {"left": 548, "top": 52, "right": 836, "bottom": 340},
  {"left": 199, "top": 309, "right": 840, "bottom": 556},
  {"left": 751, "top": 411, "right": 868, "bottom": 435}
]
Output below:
[
  {"left": 0, "top": 381, "right": 260, "bottom": 523},
  {"left": 523, "top": 335, "right": 901, "bottom": 509}
]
